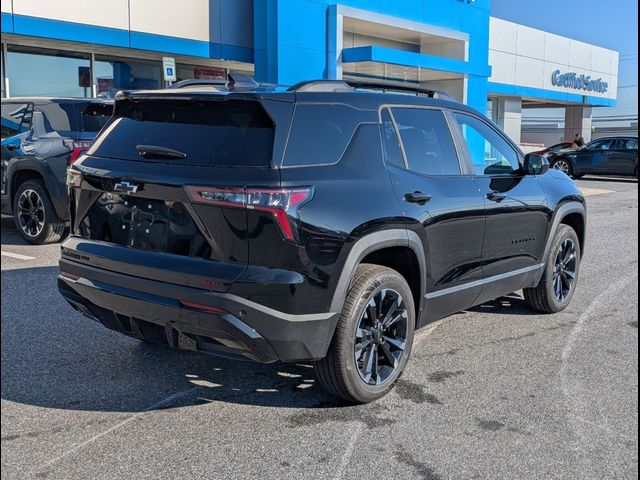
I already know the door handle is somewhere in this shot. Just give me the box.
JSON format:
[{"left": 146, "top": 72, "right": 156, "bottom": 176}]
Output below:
[
  {"left": 486, "top": 191, "right": 507, "bottom": 203},
  {"left": 404, "top": 191, "right": 432, "bottom": 205}
]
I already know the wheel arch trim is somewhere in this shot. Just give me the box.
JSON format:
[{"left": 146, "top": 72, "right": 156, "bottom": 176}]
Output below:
[
  {"left": 8, "top": 161, "right": 64, "bottom": 218},
  {"left": 540, "top": 200, "right": 586, "bottom": 274},
  {"left": 329, "top": 229, "right": 427, "bottom": 314}
]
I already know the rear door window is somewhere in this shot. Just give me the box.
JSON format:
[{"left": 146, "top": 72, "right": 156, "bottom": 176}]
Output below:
[
  {"left": 613, "top": 138, "right": 638, "bottom": 150},
  {"left": 391, "top": 107, "right": 460, "bottom": 176},
  {"left": 87, "top": 100, "right": 275, "bottom": 167},
  {"left": 380, "top": 109, "right": 405, "bottom": 168}
]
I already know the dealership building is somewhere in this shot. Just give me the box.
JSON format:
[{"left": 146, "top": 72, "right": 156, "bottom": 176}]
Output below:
[{"left": 1, "top": 0, "right": 619, "bottom": 145}]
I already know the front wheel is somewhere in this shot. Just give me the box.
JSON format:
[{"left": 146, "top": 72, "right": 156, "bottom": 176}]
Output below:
[
  {"left": 524, "top": 225, "right": 581, "bottom": 313},
  {"left": 314, "top": 264, "right": 415, "bottom": 403},
  {"left": 551, "top": 159, "right": 574, "bottom": 177}
]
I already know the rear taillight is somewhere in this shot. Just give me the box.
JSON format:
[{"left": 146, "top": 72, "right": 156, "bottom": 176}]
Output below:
[
  {"left": 64, "top": 140, "right": 93, "bottom": 166},
  {"left": 186, "top": 186, "right": 313, "bottom": 241}
]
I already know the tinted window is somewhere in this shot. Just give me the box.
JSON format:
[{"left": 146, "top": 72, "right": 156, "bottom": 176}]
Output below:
[
  {"left": 1, "top": 103, "right": 33, "bottom": 139},
  {"left": 80, "top": 103, "right": 113, "bottom": 132},
  {"left": 586, "top": 139, "right": 612, "bottom": 151},
  {"left": 453, "top": 112, "right": 520, "bottom": 175},
  {"left": 391, "top": 108, "right": 460, "bottom": 176},
  {"left": 613, "top": 138, "right": 638, "bottom": 150},
  {"left": 380, "top": 109, "right": 405, "bottom": 168},
  {"left": 283, "top": 104, "right": 362, "bottom": 167},
  {"left": 88, "top": 100, "right": 274, "bottom": 167}
]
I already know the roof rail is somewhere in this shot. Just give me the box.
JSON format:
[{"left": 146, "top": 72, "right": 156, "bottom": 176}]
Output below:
[
  {"left": 288, "top": 79, "right": 455, "bottom": 101},
  {"left": 170, "top": 73, "right": 260, "bottom": 91}
]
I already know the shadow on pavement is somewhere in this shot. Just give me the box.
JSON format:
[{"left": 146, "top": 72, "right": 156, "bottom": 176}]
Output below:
[
  {"left": 1, "top": 266, "right": 344, "bottom": 413},
  {"left": 468, "top": 292, "right": 539, "bottom": 316}
]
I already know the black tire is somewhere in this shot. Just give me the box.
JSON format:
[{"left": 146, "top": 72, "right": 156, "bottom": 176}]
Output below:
[
  {"left": 13, "top": 179, "right": 65, "bottom": 245},
  {"left": 524, "top": 224, "right": 581, "bottom": 313},
  {"left": 551, "top": 158, "right": 574, "bottom": 177},
  {"left": 313, "top": 264, "right": 416, "bottom": 403}
]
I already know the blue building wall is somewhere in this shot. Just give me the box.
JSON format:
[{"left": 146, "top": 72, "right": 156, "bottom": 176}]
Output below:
[{"left": 253, "top": 0, "right": 491, "bottom": 112}]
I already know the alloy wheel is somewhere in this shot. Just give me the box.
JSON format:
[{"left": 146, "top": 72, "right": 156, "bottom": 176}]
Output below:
[
  {"left": 553, "top": 160, "right": 571, "bottom": 175},
  {"left": 354, "top": 288, "right": 408, "bottom": 385},
  {"left": 17, "top": 189, "right": 46, "bottom": 238},
  {"left": 553, "top": 238, "right": 577, "bottom": 302}
]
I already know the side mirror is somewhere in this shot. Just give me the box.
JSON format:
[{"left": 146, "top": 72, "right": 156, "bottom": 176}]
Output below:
[
  {"left": 524, "top": 153, "right": 549, "bottom": 175},
  {"left": 29, "top": 111, "right": 48, "bottom": 140}
]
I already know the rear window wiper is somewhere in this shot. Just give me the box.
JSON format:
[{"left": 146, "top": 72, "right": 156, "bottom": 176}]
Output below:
[{"left": 136, "top": 144, "right": 187, "bottom": 159}]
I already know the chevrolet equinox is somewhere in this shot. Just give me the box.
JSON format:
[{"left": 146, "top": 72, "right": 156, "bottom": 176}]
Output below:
[{"left": 58, "top": 76, "right": 586, "bottom": 403}]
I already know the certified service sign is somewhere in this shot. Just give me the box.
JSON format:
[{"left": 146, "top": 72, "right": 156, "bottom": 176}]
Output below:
[{"left": 551, "top": 70, "right": 608, "bottom": 93}]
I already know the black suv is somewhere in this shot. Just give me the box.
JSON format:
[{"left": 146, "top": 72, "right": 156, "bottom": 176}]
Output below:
[
  {"left": 551, "top": 136, "right": 638, "bottom": 179},
  {"left": 1, "top": 98, "right": 112, "bottom": 244},
  {"left": 58, "top": 79, "right": 586, "bottom": 403}
]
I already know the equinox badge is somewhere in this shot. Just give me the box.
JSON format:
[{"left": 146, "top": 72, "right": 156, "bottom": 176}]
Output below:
[{"left": 114, "top": 181, "right": 139, "bottom": 195}]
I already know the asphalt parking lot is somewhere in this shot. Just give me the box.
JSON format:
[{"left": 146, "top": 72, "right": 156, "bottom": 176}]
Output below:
[{"left": 1, "top": 177, "right": 638, "bottom": 480}]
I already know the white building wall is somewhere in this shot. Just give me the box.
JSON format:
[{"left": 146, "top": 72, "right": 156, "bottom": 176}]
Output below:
[
  {"left": 129, "top": 0, "right": 210, "bottom": 42},
  {"left": 489, "top": 17, "right": 618, "bottom": 101},
  {"left": 12, "top": 0, "right": 130, "bottom": 30},
  {"left": 5, "top": 0, "right": 253, "bottom": 49}
]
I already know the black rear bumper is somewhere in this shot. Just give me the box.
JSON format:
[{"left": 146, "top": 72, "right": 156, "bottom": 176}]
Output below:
[{"left": 58, "top": 259, "right": 339, "bottom": 363}]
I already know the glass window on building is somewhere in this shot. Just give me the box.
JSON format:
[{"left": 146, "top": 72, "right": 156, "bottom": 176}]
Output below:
[
  {"left": 7, "top": 45, "right": 91, "bottom": 97},
  {"left": 94, "top": 55, "right": 162, "bottom": 99}
]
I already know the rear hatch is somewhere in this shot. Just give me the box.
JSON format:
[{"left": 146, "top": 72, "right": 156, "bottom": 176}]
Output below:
[{"left": 65, "top": 92, "right": 294, "bottom": 292}]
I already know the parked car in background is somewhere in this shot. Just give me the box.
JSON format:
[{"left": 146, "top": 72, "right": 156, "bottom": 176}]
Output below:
[
  {"left": 1, "top": 98, "right": 113, "bottom": 244},
  {"left": 58, "top": 78, "right": 586, "bottom": 403},
  {"left": 531, "top": 142, "right": 577, "bottom": 161},
  {"left": 551, "top": 136, "right": 638, "bottom": 179}
]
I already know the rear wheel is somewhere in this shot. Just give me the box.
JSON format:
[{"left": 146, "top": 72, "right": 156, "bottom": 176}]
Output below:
[
  {"left": 551, "top": 159, "right": 574, "bottom": 177},
  {"left": 524, "top": 224, "right": 581, "bottom": 313},
  {"left": 314, "top": 264, "right": 415, "bottom": 403},
  {"left": 13, "top": 179, "right": 65, "bottom": 245}
]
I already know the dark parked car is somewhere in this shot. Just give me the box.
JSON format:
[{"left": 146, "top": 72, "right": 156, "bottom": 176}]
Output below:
[
  {"left": 58, "top": 78, "right": 586, "bottom": 403},
  {"left": 1, "top": 98, "right": 113, "bottom": 244},
  {"left": 551, "top": 136, "right": 638, "bottom": 179},
  {"left": 531, "top": 141, "right": 577, "bottom": 161}
]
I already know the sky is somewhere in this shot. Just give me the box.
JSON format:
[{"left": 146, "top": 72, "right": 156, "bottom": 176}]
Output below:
[{"left": 491, "top": 0, "right": 638, "bottom": 121}]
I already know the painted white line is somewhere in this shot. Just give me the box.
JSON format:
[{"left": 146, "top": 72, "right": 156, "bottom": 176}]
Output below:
[
  {"left": 332, "top": 320, "right": 447, "bottom": 480},
  {"left": 1, "top": 250, "right": 35, "bottom": 261},
  {"left": 333, "top": 423, "right": 364, "bottom": 480},
  {"left": 32, "top": 387, "right": 199, "bottom": 475}
]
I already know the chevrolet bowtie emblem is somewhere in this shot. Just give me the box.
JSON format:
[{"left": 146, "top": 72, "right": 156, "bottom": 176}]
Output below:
[{"left": 114, "top": 181, "right": 139, "bottom": 194}]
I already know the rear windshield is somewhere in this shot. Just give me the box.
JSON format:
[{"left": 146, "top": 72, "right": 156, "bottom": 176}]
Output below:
[{"left": 87, "top": 100, "right": 275, "bottom": 167}]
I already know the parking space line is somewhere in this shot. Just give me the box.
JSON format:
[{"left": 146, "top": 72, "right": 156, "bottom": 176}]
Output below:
[
  {"left": 31, "top": 387, "right": 199, "bottom": 476},
  {"left": 1, "top": 250, "right": 36, "bottom": 261}
]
